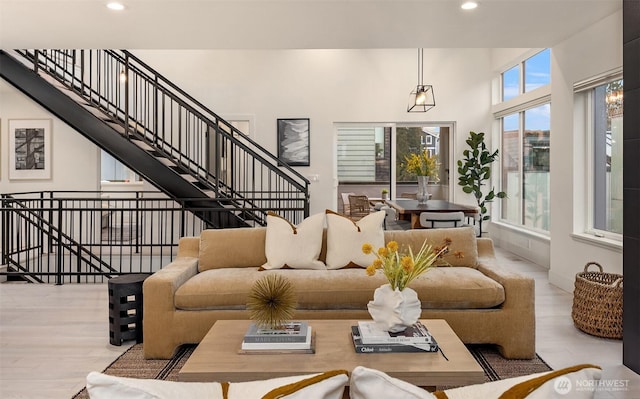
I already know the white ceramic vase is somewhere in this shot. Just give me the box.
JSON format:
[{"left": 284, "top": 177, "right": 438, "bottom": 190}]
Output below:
[
  {"left": 367, "top": 283, "right": 421, "bottom": 333},
  {"left": 416, "top": 176, "right": 429, "bottom": 204}
]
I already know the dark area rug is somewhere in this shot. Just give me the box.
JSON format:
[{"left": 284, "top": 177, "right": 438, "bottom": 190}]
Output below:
[
  {"left": 466, "top": 344, "right": 552, "bottom": 381},
  {"left": 72, "top": 343, "right": 551, "bottom": 398}
]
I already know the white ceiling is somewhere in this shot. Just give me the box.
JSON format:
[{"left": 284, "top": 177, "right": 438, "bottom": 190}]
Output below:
[{"left": 0, "top": 0, "right": 621, "bottom": 49}]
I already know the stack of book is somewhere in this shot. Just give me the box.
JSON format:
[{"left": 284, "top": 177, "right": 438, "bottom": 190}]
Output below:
[
  {"left": 240, "top": 321, "right": 315, "bottom": 354},
  {"left": 351, "top": 321, "right": 439, "bottom": 353}
]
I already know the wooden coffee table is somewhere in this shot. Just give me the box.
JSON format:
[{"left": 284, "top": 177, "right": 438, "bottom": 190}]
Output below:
[{"left": 178, "top": 319, "right": 484, "bottom": 389}]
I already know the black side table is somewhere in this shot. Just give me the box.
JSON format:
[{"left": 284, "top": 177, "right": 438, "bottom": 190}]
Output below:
[{"left": 108, "top": 274, "right": 150, "bottom": 346}]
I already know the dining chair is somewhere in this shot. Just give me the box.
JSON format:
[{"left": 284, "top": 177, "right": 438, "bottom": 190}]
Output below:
[
  {"left": 340, "top": 192, "right": 355, "bottom": 215},
  {"left": 418, "top": 211, "right": 466, "bottom": 229},
  {"left": 348, "top": 195, "right": 371, "bottom": 220}
]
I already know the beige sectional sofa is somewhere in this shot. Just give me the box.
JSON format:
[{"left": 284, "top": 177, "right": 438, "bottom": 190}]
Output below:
[{"left": 142, "top": 223, "right": 535, "bottom": 360}]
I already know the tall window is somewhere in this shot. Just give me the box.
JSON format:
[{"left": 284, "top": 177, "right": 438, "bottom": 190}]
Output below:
[
  {"left": 593, "top": 79, "right": 623, "bottom": 235},
  {"left": 574, "top": 74, "right": 623, "bottom": 238},
  {"left": 499, "top": 106, "right": 550, "bottom": 230},
  {"left": 501, "top": 114, "right": 520, "bottom": 224},
  {"left": 496, "top": 49, "right": 551, "bottom": 232},
  {"left": 523, "top": 104, "right": 550, "bottom": 230}
]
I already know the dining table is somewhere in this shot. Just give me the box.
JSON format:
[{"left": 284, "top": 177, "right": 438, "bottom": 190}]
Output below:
[{"left": 384, "top": 199, "right": 478, "bottom": 229}]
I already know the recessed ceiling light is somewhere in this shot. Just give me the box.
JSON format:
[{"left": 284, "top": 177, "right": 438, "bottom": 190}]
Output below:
[
  {"left": 461, "top": 1, "right": 478, "bottom": 10},
  {"left": 107, "top": 2, "right": 125, "bottom": 11}
]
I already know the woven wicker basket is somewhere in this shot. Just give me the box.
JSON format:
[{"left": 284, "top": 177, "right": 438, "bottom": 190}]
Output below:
[{"left": 571, "top": 262, "right": 623, "bottom": 339}]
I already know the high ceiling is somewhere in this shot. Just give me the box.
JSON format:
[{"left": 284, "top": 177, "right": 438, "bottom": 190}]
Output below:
[{"left": 0, "top": 0, "right": 621, "bottom": 49}]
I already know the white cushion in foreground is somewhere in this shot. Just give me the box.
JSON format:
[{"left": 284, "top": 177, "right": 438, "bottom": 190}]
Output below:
[
  {"left": 349, "top": 364, "right": 602, "bottom": 399},
  {"left": 86, "top": 369, "right": 348, "bottom": 399}
]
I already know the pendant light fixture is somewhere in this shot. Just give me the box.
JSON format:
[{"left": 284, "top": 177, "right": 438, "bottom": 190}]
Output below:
[{"left": 407, "top": 48, "right": 435, "bottom": 113}]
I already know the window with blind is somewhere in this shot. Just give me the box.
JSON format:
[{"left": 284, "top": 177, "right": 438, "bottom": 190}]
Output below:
[{"left": 337, "top": 127, "right": 390, "bottom": 183}]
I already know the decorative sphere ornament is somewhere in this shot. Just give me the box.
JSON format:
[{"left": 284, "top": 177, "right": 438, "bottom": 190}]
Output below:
[{"left": 247, "top": 274, "right": 297, "bottom": 329}]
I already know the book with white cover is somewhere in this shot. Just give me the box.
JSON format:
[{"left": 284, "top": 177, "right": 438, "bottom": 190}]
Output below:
[
  {"left": 357, "top": 321, "right": 433, "bottom": 345},
  {"left": 241, "top": 326, "right": 313, "bottom": 351}
]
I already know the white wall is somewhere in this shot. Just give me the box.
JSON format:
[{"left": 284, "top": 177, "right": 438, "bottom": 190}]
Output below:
[
  {"left": 0, "top": 80, "right": 100, "bottom": 194},
  {"left": 489, "top": 10, "right": 623, "bottom": 291},
  {"left": 133, "top": 48, "right": 493, "bottom": 214}
]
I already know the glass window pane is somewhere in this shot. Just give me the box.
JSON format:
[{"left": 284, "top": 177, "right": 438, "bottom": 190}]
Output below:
[
  {"left": 523, "top": 104, "right": 550, "bottom": 230},
  {"left": 396, "top": 127, "right": 444, "bottom": 183},
  {"left": 524, "top": 49, "right": 551, "bottom": 92},
  {"left": 337, "top": 127, "right": 390, "bottom": 183},
  {"left": 501, "top": 113, "right": 520, "bottom": 224},
  {"left": 502, "top": 65, "right": 520, "bottom": 101},
  {"left": 337, "top": 128, "right": 377, "bottom": 182},
  {"left": 101, "top": 150, "right": 139, "bottom": 182},
  {"left": 593, "top": 79, "right": 623, "bottom": 234}
]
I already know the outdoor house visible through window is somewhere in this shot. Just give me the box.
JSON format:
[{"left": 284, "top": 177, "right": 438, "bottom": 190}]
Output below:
[{"left": 496, "top": 49, "right": 551, "bottom": 232}]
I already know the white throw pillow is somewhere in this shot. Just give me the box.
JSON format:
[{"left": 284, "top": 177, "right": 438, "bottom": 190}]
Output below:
[
  {"left": 86, "top": 371, "right": 222, "bottom": 399},
  {"left": 349, "top": 364, "right": 603, "bottom": 399},
  {"left": 262, "top": 212, "right": 326, "bottom": 270},
  {"left": 86, "top": 369, "right": 348, "bottom": 399},
  {"left": 349, "top": 366, "right": 435, "bottom": 399},
  {"left": 325, "top": 210, "right": 385, "bottom": 270}
]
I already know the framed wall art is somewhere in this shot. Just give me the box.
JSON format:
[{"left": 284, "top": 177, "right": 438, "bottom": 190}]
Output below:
[
  {"left": 9, "top": 119, "right": 52, "bottom": 180},
  {"left": 277, "top": 118, "right": 310, "bottom": 166}
]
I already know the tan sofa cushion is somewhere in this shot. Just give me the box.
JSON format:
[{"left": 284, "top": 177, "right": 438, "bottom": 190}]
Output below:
[
  {"left": 384, "top": 226, "right": 478, "bottom": 268},
  {"left": 198, "top": 228, "right": 267, "bottom": 272},
  {"left": 174, "top": 267, "right": 504, "bottom": 311}
]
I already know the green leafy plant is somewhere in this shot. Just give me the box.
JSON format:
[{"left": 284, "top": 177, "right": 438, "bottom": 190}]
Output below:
[{"left": 457, "top": 131, "right": 506, "bottom": 233}]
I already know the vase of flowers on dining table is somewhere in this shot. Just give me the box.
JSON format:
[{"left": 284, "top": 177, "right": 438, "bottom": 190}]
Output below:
[{"left": 403, "top": 150, "right": 439, "bottom": 204}]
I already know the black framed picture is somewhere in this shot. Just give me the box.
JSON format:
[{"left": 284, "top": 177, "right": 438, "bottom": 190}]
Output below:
[
  {"left": 277, "top": 118, "right": 310, "bottom": 166},
  {"left": 9, "top": 119, "right": 52, "bottom": 180}
]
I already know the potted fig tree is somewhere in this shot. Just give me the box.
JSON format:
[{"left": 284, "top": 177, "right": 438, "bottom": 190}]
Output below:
[{"left": 457, "top": 131, "right": 506, "bottom": 235}]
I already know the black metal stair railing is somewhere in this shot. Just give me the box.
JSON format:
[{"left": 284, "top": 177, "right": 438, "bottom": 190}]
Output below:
[
  {"left": 2, "top": 191, "right": 260, "bottom": 284},
  {"left": 12, "top": 49, "right": 309, "bottom": 225},
  {"left": 1, "top": 194, "right": 121, "bottom": 284}
]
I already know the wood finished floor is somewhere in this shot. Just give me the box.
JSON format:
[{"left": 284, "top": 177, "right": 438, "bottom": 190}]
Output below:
[{"left": 0, "top": 246, "right": 638, "bottom": 399}]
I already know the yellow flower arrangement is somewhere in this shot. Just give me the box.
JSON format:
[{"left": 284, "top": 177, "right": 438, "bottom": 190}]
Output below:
[
  {"left": 362, "top": 238, "right": 458, "bottom": 291},
  {"left": 403, "top": 150, "right": 439, "bottom": 179}
]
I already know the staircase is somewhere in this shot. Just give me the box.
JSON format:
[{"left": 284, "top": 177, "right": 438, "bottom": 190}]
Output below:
[{"left": 0, "top": 49, "right": 309, "bottom": 228}]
